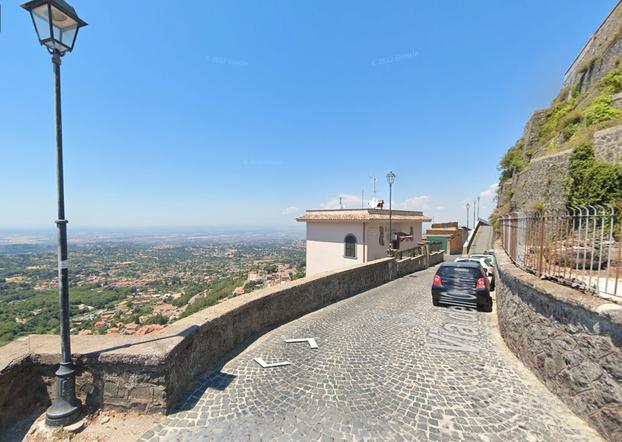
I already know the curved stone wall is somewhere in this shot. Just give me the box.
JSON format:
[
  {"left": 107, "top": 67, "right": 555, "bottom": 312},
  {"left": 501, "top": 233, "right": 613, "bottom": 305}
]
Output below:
[{"left": 495, "top": 244, "right": 622, "bottom": 441}]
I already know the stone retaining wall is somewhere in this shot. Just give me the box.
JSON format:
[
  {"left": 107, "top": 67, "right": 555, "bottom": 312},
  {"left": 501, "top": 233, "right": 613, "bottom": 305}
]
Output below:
[
  {"left": 511, "top": 149, "right": 572, "bottom": 211},
  {"left": 495, "top": 244, "right": 622, "bottom": 441},
  {"left": 594, "top": 124, "right": 622, "bottom": 164},
  {"left": 0, "top": 252, "right": 443, "bottom": 435}
]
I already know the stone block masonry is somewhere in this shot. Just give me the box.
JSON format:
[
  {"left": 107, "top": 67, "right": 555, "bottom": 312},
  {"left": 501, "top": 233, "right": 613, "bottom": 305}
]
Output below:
[
  {"left": 511, "top": 149, "right": 572, "bottom": 211},
  {"left": 0, "top": 251, "right": 443, "bottom": 435},
  {"left": 495, "top": 243, "right": 622, "bottom": 441},
  {"left": 507, "top": 121, "right": 622, "bottom": 212},
  {"left": 594, "top": 124, "right": 622, "bottom": 164}
]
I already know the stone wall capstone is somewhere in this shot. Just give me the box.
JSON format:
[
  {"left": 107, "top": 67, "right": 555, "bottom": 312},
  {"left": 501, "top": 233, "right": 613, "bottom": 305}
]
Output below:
[{"left": 495, "top": 243, "right": 622, "bottom": 441}]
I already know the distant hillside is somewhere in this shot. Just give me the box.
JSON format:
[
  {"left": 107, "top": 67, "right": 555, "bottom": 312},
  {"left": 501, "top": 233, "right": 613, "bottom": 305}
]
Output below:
[{"left": 493, "top": 2, "right": 622, "bottom": 224}]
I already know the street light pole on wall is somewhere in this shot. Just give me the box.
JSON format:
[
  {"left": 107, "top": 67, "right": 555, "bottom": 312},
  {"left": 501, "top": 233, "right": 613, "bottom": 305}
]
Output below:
[
  {"left": 22, "top": 0, "right": 87, "bottom": 427},
  {"left": 477, "top": 196, "right": 480, "bottom": 219},
  {"left": 473, "top": 198, "right": 477, "bottom": 228},
  {"left": 386, "top": 171, "right": 396, "bottom": 254},
  {"left": 466, "top": 203, "right": 470, "bottom": 229}
]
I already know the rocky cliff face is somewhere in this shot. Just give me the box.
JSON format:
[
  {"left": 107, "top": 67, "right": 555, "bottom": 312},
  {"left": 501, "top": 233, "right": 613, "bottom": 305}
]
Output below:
[
  {"left": 565, "top": 0, "right": 622, "bottom": 92},
  {"left": 494, "top": 2, "right": 622, "bottom": 222}
]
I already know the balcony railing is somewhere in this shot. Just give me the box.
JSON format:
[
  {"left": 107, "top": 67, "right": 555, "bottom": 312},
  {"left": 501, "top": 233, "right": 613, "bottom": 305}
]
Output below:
[{"left": 500, "top": 206, "right": 622, "bottom": 304}]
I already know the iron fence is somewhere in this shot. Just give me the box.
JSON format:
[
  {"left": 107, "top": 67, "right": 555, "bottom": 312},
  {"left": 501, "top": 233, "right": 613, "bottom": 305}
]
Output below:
[{"left": 500, "top": 206, "right": 622, "bottom": 304}]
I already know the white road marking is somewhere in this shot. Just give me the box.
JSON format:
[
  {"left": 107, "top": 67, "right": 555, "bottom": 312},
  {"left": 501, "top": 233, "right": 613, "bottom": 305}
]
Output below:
[
  {"left": 285, "top": 338, "right": 319, "bottom": 349},
  {"left": 253, "top": 357, "right": 291, "bottom": 368}
]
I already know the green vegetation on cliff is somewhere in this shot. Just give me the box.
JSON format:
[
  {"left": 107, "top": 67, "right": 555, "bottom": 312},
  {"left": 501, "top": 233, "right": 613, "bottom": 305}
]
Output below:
[
  {"left": 493, "top": 67, "right": 622, "bottom": 223},
  {"left": 498, "top": 139, "right": 528, "bottom": 187},
  {"left": 179, "top": 275, "right": 246, "bottom": 319},
  {"left": 566, "top": 143, "right": 622, "bottom": 206},
  {"left": 537, "top": 68, "right": 622, "bottom": 153}
]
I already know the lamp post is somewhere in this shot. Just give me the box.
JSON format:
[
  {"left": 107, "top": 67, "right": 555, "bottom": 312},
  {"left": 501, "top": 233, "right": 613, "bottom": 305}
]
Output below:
[
  {"left": 466, "top": 203, "right": 470, "bottom": 229},
  {"left": 477, "top": 196, "right": 480, "bottom": 220},
  {"left": 386, "top": 171, "right": 396, "bottom": 253},
  {"left": 21, "top": 0, "right": 87, "bottom": 427},
  {"left": 473, "top": 198, "right": 477, "bottom": 228}
]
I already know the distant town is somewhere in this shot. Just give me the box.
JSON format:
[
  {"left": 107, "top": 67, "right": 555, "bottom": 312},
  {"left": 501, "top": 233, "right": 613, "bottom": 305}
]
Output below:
[{"left": 0, "top": 230, "right": 305, "bottom": 345}]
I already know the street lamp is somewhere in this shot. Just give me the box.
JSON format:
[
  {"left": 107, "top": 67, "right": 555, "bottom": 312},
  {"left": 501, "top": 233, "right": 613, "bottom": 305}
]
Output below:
[
  {"left": 466, "top": 203, "right": 470, "bottom": 229},
  {"left": 473, "top": 198, "right": 477, "bottom": 228},
  {"left": 477, "top": 196, "right": 480, "bottom": 219},
  {"left": 22, "top": 0, "right": 87, "bottom": 427},
  {"left": 386, "top": 171, "right": 396, "bottom": 253}
]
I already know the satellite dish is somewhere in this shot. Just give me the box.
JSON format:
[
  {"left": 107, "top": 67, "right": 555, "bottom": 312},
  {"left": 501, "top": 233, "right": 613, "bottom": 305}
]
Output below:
[{"left": 368, "top": 199, "right": 384, "bottom": 209}]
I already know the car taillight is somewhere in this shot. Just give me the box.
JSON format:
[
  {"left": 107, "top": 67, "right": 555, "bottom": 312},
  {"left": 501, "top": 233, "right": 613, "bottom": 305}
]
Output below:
[
  {"left": 476, "top": 277, "right": 486, "bottom": 289},
  {"left": 433, "top": 274, "right": 442, "bottom": 286}
]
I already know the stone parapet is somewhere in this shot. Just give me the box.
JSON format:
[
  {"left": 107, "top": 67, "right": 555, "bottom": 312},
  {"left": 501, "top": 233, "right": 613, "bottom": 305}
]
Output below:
[
  {"left": 495, "top": 242, "right": 622, "bottom": 441},
  {"left": 0, "top": 252, "right": 443, "bottom": 435}
]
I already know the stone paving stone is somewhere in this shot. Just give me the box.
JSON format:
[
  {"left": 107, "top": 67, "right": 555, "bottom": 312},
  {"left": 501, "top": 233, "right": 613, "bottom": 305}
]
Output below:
[{"left": 141, "top": 265, "right": 602, "bottom": 441}]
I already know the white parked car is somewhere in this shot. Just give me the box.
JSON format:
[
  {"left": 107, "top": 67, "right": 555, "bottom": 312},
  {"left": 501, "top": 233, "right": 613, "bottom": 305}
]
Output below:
[{"left": 455, "top": 256, "right": 496, "bottom": 290}]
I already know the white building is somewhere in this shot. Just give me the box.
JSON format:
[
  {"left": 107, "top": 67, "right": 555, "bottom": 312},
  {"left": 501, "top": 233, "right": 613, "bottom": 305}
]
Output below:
[{"left": 296, "top": 209, "right": 432, "bottom": 276}]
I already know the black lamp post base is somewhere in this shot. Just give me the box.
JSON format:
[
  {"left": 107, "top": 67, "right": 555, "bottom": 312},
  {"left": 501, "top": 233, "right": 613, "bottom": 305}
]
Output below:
[
  {"left": 45, "top": 362, "right": 82, "bottom": 427},
  {"left": 46, "top": 399, "right": 82, "bottom": 427}
]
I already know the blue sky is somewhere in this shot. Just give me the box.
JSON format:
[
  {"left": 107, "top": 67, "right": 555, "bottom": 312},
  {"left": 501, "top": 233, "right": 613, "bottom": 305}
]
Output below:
[{"left": 0, "top": 0, "right": 618, "bottom": 229}]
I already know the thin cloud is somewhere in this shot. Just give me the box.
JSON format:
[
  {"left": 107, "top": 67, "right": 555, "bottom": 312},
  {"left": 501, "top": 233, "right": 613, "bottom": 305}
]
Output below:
[
  {"left": 319, "top": 194, "right": 364, "bottom": 209},
  {"left": 398, "top": 195, "right": 431, "bottom": 210},
  {"left": 282, "top": 206, "right": 301, "bottom": 216},
  {"left": 480, "top": 183, "right": 499, "bottom": 199}
]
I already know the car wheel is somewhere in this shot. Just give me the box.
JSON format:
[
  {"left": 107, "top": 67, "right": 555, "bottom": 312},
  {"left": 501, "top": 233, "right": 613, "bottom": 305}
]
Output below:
[
  {"left": 485, "top": 298, "right": 493, "bottom": 312},
  {"left": 432, "top": 298, "right": 439, "bottom": 306}
]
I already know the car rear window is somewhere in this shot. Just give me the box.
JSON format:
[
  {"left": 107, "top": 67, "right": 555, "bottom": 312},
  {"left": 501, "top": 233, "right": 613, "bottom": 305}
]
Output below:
[
  {"left": 471, "top": 255, "right": 494, "bottom": 266},
  {"left": 457, "top": 259, "right": 481, "bottom": 265},
  {"left": 437, "top": 266, "right": 483, "bottom": 285}
]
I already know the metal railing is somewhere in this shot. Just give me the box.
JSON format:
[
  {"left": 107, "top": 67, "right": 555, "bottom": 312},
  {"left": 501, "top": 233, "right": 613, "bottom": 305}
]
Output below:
[{"left": 500, "top": 206, "right": 622, "bottom": 304}]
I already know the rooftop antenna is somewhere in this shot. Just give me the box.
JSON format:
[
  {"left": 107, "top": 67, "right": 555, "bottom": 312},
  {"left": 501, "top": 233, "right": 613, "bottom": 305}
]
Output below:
[
  {"left": 362, "top": 188, "right": 365, "bottom": 209},
  {"left": 369, "top": 176, "right": 377, "bottom": 200},
  {"left": 339, "top": 196, "right": 344, "bottom": 209}
]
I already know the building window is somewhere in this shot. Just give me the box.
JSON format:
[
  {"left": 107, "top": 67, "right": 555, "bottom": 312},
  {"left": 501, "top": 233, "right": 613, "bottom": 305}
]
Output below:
[
  {"left": 344, "top": 234, "right": 357, "bottom": 258},
  {"left": 379, "top": 227, "right": 384, "bottom": 246}
]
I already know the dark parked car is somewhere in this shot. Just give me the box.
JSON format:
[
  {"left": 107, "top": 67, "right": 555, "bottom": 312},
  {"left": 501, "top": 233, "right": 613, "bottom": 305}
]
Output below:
[{"left": 431, "top": 261, "right": 492, "bottom": 312}]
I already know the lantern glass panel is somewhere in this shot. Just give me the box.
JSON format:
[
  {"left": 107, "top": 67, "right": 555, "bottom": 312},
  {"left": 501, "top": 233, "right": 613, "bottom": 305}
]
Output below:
[
  {"left": 31, "top": 4, "right": 52, "bottom": 42},
  {"left": 50, "top": 3, "right": 78, "bottom": 52}
]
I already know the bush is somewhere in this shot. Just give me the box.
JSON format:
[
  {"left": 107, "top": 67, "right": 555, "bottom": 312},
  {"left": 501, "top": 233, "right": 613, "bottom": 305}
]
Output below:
[
  {"left": 539, "top": 99, "right": 576, "bottom": 146},
  {"left": 566, "top": 143, "right": 622, "bottom": 206},
  {"left": 596, "top": 68, "right": 622, "bottom": 93},
  {"left": 498, "top": 140, "right": 527, "bottom": 184},
  {"left": 584, "top": 93, "right": 622, "bottom": 126},
  {"left": 144, "top": 313, "right": 168, "bottom": 325}
]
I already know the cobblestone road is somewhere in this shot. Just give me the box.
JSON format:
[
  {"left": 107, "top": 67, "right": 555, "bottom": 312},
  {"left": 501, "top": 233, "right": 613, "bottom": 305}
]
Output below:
[{"left": 141, "top": 265, "right": 601, "bottom": 441}]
